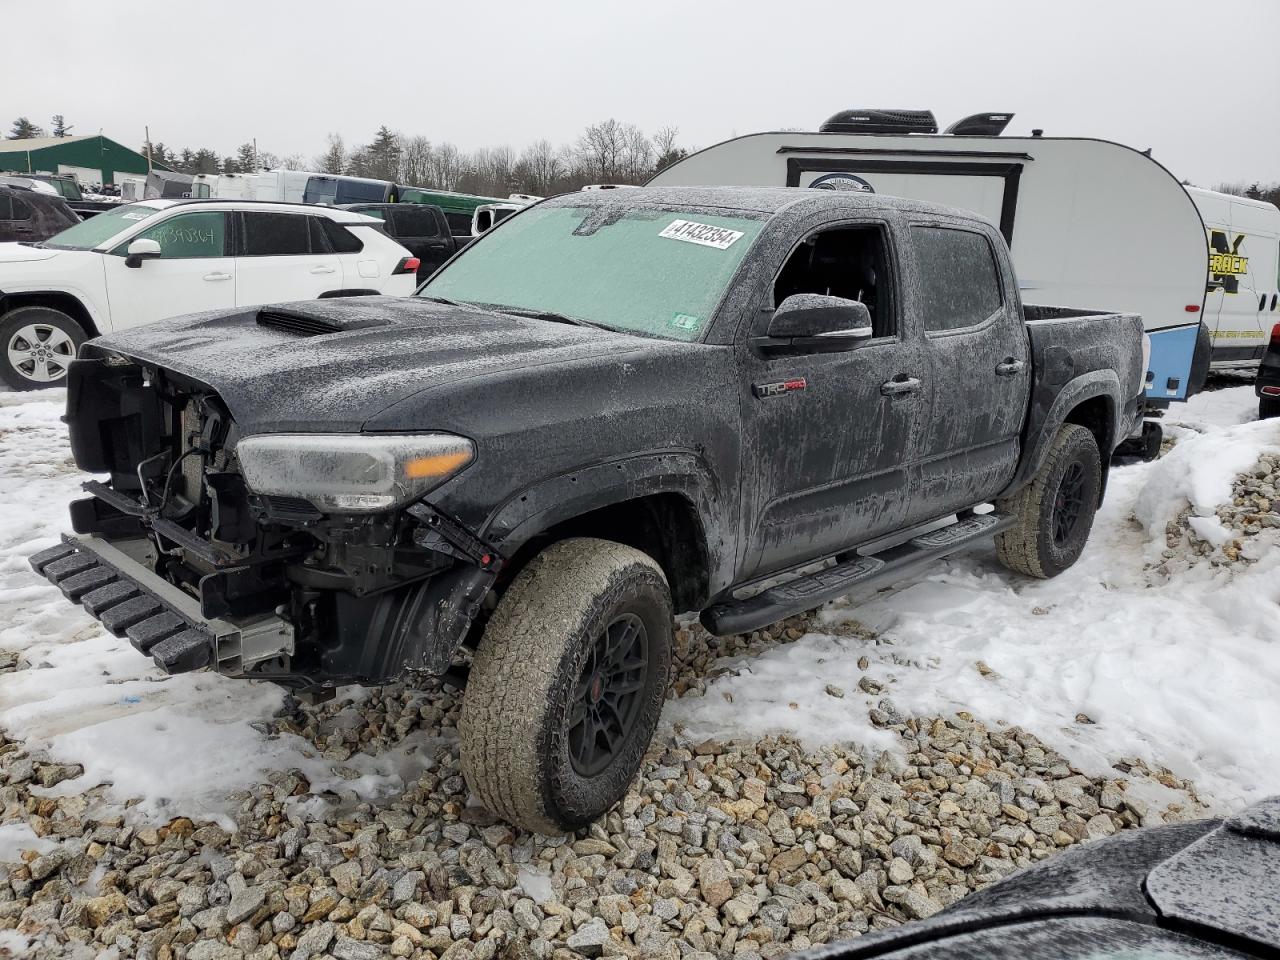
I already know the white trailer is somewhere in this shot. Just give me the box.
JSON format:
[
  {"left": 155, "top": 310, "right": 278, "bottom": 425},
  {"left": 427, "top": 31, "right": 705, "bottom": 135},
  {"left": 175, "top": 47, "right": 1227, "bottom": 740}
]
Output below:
[
  {"left": 1188, "top": 187, "right": 1280, "bottom": 369},
  {"left": 649, "top": 110, "right": 1221, "bottom": 402}
]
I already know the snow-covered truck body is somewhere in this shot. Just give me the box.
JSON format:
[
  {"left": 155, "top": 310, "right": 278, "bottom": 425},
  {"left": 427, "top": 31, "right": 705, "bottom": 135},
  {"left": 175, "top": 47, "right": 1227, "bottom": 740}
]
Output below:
[
  {"left": 648, "top": 113, "right": 1210, "bottom": 404},
  {"left": 31, "top": 187, "right": 1145, "bottom": 832}
]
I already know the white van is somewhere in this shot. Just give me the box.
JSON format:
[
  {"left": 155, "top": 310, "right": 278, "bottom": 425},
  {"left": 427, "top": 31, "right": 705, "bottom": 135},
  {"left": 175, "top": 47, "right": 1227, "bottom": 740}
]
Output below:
[
  {"left": 1187, "top": 187, "right": 1280, "bottom": 369},
  {"left": 648, "top": 110, "right": 1218, "bottom": 403}
]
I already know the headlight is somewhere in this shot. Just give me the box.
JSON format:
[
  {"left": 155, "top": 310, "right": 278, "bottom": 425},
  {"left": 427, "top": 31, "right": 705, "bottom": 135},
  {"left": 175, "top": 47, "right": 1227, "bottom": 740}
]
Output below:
[{"left": 237, "top": 433, "right": 474, "bottom": 513}]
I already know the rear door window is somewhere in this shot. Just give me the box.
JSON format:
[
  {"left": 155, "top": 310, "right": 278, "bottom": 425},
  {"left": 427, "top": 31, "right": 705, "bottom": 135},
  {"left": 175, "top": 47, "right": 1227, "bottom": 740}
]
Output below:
[
  {"left": 335, "top": 180, "right": 389, "bottom": 203},
  {"left": 0, "top": 194, "right": 10, "bottom": 220},
  {"left": 11, "top": 198, "right": 30, "bottom": 220},
  {"left": 321, "top": 219, "right": 365, "bottom": 254},
  {"left": 239, "top": 212, "right": 312, "bottom": 256},
  {"left": 911, "top": 225, "right": 1003, "bottom": 332},
  {"left": 392, "top": 206, "right": 439, "bottom": 239},
  {"left": 125, "top": 211, "right": 228, "bottom": 258},
  {"left": 303, "top": 177, "right": 340, "bottom": 205}
]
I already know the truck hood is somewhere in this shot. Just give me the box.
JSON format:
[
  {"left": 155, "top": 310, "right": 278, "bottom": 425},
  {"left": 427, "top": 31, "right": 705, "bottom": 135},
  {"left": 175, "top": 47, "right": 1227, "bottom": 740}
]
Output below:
[
  {"left": 88, "top": 296, "right": 654, "bottom": 433},
  {"left": 0, "top": 242, "right": 63, "bottom": 264}
]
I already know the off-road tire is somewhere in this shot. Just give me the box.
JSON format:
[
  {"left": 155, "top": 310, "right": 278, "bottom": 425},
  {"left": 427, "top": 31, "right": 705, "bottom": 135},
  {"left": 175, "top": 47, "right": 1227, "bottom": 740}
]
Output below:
[
  {"left": 1260, "top": 395, "right": 1280, "bottom": 420},
  {"left": 995, "top": 423, "right": 1101, "bottom": 579},
  {"left": 0, "top": 306, "right": 86, "bottom": 390},
  {"left": 459, "top": 538, "right": 674, "bottom": 833}
]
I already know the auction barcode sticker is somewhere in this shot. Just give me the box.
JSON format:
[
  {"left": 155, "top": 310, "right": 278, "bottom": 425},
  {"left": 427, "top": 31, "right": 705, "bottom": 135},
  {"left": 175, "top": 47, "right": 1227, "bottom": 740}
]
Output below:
[{"left": 659, "top": 219, "right": 743, "bottom": 250}]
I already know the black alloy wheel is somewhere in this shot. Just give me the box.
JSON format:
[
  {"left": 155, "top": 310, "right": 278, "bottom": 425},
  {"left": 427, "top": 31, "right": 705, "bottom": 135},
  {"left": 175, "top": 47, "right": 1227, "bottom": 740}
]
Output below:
[{"left": 569, "top": 613, "right": 650, "bottom": 777}]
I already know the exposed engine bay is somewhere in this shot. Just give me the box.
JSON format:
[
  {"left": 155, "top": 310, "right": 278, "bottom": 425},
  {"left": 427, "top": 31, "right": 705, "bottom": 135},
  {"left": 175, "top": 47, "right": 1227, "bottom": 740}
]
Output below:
[{"left": 56, "top": 355, "right": 499, "bottom": 690}]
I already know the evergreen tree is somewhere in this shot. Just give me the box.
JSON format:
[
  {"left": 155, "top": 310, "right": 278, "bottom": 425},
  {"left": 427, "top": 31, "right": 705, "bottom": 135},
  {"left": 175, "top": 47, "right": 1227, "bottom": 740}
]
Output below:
[
  {"left": 235, "top": 142, "right": 258, "bottom": 172},
  {"left": 222, "top": 157, "right": 240, "bottom": 174},
  {"left": 8, "top": 117, "right": 44, "bottom": 139},
  {"left": 361, "top": 126, "right": 402, "bottom": 182},
  {"left": 50, "top": 115, "right": 72, "bottom": 138},
  {"left": 192, "top": 149, "right": 220, "bottom": 174}
]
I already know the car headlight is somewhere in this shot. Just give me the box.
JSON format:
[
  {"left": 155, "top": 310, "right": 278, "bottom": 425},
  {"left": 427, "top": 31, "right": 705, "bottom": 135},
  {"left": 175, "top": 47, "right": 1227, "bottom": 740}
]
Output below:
[{"left": 236, "top": 433, "right": 474, "bottom": 513}]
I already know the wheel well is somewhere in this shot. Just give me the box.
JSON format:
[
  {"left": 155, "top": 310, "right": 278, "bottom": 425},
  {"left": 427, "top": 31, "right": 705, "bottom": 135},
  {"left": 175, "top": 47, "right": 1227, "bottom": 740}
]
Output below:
[
  {"left": 0, "top": 292, "right": 98, "bottom": 338},
  {"left": 504, "top": 493, "right": 711, "bottom": 614},
  {"left": 1062, "top": 395, "right": 1114, "bottom": 499}
]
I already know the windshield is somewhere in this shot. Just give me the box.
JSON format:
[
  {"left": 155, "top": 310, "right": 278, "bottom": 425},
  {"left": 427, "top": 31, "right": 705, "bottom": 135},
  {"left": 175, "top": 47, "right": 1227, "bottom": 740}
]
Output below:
[
  {"left": 421, "top": 204, "right": 766, "bottom": 341},
  {"left": 42, "top": 203, "right": 162, "bottom": 250}
]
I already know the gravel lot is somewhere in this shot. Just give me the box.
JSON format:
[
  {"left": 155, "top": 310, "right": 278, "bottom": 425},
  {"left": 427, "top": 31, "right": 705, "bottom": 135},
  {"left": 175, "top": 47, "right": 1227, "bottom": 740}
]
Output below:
[{"left": 1, "top": 611, "right": 1205, "bottom": 960}]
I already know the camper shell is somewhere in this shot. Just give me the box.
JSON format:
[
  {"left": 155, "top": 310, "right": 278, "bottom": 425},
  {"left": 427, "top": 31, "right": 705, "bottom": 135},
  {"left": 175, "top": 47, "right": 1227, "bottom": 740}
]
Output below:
[{"left": 648, "top": 111, "right": 1215, "bottom": 403}]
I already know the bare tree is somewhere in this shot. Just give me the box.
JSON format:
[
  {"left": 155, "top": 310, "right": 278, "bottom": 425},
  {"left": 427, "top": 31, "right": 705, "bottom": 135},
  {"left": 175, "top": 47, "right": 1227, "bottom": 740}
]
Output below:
[
  {"left": 515, "top": 139, "right": 564, "bottom": 196},
  {"left": 399, "top": 135, "right": 433, "bottom": 185},
  {"left": 314, "top": 134, "right": 346, "bottom": 175},
  {"left": 576, "top": 119, "right": 626, "bottom": 183},
  {"left": 427, "top": 142, "right": 465, "bottom": 191}
]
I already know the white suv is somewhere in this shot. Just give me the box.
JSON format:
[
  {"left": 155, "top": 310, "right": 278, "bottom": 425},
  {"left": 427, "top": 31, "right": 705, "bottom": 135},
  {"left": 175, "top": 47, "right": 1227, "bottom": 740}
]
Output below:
[{"left": 0, "top": 199, "right": 420, "bottom": 389}]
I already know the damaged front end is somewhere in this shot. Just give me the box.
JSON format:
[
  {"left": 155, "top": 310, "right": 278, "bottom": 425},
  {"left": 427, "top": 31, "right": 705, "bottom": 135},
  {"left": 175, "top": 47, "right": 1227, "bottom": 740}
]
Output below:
[{"left": 31, "top": 354, "right": 500, "bottom": 691}]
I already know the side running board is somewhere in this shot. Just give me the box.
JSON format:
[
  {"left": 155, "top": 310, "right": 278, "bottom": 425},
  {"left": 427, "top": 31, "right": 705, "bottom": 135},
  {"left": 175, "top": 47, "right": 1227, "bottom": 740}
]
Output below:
[{"left": 700, "top": 512, "right": 1014, "bottom": 637}]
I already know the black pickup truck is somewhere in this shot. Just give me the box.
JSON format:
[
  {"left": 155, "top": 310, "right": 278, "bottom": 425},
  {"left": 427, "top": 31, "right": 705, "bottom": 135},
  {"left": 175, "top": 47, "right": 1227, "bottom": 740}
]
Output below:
[
  {"left": 31, "top": 187, "right": 1145, "bottom": 833},
  {"left": 337, "top": 203, "right": 461, "bottom": 283}
]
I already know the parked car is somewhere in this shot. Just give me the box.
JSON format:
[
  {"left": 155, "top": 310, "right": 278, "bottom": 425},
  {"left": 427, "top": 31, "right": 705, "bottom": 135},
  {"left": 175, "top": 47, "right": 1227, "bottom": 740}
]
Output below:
[
  {"left": 1257, "top": 321, "right": 1280, "bottom": 419},
  {"left": 191, "top": 172, "right": 502, "bottom": 239},
  {"left": 337, "top": 203, "right": 458, "bottom": 282},
  {"left": 0, "top": 199, "right": 418, "bottom": 389},
  {"left": 0, "top": 183, "right": 79, "bottom": 244},
  {"left": 0, "top": 171, "right": 119, "bottom": 219},
  {"left": 31, "top": 187, "right": 1145, "bottom": 833},
  {"left": 792, "top": 795, "right": 1280, "bottom": 960}
]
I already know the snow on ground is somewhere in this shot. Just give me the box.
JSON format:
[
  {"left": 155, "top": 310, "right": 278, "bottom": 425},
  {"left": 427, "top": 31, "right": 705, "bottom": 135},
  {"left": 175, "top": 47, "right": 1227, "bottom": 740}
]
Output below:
[
  {"left": 0, "top": 384, "right": 1276, "bottom": 830},
  {"left": 668, "top": 386, "right": 1280, "bottom": 814}
]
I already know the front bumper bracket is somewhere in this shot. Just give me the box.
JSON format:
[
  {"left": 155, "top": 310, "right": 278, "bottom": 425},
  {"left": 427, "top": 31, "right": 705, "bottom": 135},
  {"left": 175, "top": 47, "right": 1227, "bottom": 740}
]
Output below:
[{"left": 30, "top": 535, "right": 293, "bottom": 676}]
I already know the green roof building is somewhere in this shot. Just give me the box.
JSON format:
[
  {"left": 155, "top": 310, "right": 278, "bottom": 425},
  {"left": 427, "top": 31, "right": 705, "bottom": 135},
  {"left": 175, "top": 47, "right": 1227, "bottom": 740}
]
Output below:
[{"left": 0, "top": 134, "right": 167, "bottom": 187}]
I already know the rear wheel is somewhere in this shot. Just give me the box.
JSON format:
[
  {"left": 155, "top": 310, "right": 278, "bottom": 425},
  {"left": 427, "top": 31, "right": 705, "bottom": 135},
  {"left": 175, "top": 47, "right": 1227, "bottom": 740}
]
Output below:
[
  {"left": 1260, "top": 395, "right": 1280, "bottom": 420},
  {"left": 1, "top": 306, "right": 85, "bottom": 390},
  {"left": 459, "top": 538, "right": 673, "bottom": 833},
  {"left": 996, "top": 424, "right": 1102, "bottom": 579}
]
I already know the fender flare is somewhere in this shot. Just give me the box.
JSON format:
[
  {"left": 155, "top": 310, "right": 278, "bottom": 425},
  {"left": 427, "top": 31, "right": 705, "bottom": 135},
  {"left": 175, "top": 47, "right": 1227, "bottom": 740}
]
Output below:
[
  {"left": 481, "top": 450, "right": 732, "bottom": 593},
  {"left": 0, "top": 287, "right": 105, "bottom": 338},
  {"left": 1000, "top": 370, "right": 1123, "bottom": 500}
]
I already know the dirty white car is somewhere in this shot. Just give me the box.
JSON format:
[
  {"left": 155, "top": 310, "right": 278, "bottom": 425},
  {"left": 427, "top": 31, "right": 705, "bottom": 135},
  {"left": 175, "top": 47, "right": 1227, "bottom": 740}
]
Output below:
[{"left": 0, "top": 200, "right": 419, "bottom": 389}]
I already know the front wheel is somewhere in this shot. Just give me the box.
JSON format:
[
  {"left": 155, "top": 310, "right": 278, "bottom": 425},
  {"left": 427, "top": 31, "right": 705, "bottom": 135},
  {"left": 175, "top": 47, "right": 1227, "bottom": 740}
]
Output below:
[
  {"left": 459, "top": 538, "right": 673, "bottom": 833},
  {"left": 995, "top": 423, "right": 1102, "bottom": 579},
  {"left": 1, "top": 306, "right": 85, "bottom": 390}
]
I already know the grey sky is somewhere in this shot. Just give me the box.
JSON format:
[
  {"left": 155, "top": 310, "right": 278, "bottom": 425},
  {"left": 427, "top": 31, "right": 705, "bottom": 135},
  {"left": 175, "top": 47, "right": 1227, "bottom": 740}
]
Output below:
[{"left": 10, "top": 0, "right": 1279, "bottom": 186}]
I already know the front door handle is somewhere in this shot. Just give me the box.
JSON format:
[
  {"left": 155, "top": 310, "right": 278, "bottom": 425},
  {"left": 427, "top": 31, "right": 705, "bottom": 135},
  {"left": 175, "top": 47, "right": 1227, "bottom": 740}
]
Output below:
[
  {"left": 310, "top": 265, "right": 337, "bottom": 275},
  {"left": 203, "top": 272, "right": 232, "bottom": 281},
  {"left": 880, "top": 375, "right": 922, "bottom": 396},
  {"left": 996, "top": 358, "right": 1026, "bottom": 376}
]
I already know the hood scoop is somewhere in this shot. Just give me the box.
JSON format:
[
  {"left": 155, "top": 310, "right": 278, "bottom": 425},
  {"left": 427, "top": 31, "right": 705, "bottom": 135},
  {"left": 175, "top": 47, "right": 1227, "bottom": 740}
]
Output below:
[{"left": 256, "top": 305, "right": 396, "bottom": 337}]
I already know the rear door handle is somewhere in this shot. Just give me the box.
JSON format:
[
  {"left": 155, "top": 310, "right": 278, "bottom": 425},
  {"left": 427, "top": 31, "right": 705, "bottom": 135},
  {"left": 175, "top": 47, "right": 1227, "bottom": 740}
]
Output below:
[
  {"left": 203, "top": 272, "right": 232, "bottom": 281},
  {"left": 880, "top": 375, "right": 921, "bottom": 396},
  {"left": 310, "top": 265, "right": 337, "bottom": 275},
  {"left": 996, "top": 358, "right": 1026, "bottom": 376}
]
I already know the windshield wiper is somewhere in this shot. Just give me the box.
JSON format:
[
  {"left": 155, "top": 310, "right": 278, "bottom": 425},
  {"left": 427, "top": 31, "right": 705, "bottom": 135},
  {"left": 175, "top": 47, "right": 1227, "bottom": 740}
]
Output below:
[
  {"left": 488, "top": 306, "right": 607, "bottom": 330},
  {"left": 418, "top": 295, "right": 479, "bottom": 309}
]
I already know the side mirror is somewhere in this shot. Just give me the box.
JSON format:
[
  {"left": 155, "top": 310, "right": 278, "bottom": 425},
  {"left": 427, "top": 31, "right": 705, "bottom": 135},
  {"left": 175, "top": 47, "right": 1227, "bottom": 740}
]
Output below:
[
  {"left": 125, "top": 237, "right": 162, "bottom": 268},
  {"left": 757, "top": 294, "right": 874, "bottom": 354}
]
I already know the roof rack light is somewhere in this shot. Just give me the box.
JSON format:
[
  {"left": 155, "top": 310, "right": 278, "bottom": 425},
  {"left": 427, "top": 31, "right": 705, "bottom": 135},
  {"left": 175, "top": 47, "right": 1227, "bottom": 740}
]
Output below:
[{"left": 819, "top": 109, "right": 938, "bottom": 135}]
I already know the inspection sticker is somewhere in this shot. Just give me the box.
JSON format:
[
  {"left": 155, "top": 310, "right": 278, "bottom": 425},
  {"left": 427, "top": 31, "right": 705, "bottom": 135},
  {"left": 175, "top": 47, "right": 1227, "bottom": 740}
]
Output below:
[{"left": 659, "top": 219, "right": 743, "bottom": 250}]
